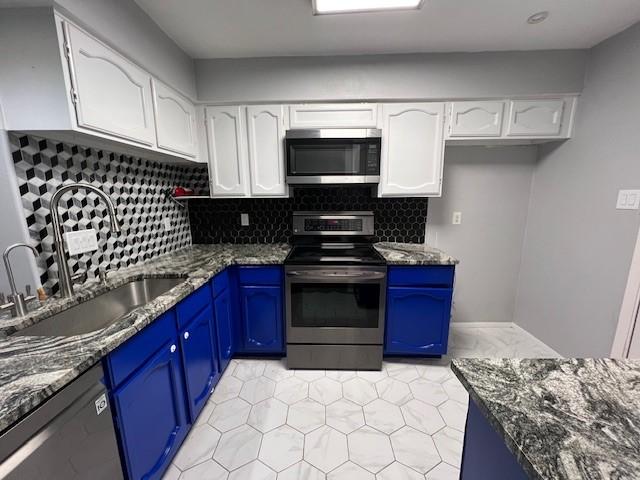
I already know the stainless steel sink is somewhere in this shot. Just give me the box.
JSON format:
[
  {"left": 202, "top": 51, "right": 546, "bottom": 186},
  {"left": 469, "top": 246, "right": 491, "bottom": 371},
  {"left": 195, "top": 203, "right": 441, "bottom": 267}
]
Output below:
[{"left": 13, "top": 278, "right": 184, "bottom": 337}]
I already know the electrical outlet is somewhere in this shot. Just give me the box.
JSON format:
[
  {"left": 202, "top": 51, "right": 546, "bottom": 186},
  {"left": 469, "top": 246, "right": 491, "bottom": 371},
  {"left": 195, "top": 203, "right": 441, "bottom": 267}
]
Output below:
[
  {"left": 241, "top": 213, "right": 250, "bottom": 226},
  {"left": 164, "top": 217, "right": 173, "bottom": 231},
  {"left": 64, "top": 229, "right": 98, "bottom": 256},
  {"left": 452, "top": 211, "right": 462, "bottom": 225},
  {"left": 616, "top": 190, "right": 640, "bottom": 210}
]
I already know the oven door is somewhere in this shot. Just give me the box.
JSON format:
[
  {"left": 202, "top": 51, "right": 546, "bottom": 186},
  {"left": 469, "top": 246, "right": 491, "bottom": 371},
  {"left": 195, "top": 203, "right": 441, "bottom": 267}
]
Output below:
[{"left": 285, "top": 266, "right": 386, "bottom": 345}]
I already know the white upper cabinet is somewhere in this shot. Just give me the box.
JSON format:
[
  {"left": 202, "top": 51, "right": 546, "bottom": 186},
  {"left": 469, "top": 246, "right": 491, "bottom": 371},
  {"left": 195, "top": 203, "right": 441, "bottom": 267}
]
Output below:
[
  {"left": 64, "top": 22, "right": 156, "bottom": 146},
  {"left": 152, "top": 80, "right": 198, "bottom": 158},
  {"left": 288, "top": 103, "right": 379, "bottom": 128},
  {"left": 205, "top": 106, "right": 249, "bottom": 197},
  {"left": 379, "top": 103, "right": 446, "bottom": 197},
  {"left": 506, "top": 99, "right": 565, "bottom": 137},
  {"left": 448, "top": 101, "right": 504, "bottom": 137},
  {"left": 246, "top": 105, "right": 287, "bottom": 197}
]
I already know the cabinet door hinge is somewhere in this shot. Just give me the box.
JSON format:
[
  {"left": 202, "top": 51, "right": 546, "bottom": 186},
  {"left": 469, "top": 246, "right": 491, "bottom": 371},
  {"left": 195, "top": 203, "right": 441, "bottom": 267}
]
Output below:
[
  {"left": 64, "top": 42, "right": 72, "bottom": 60},
  {"left": 70, "top": 89, "right": 79, "bottom": 104}
]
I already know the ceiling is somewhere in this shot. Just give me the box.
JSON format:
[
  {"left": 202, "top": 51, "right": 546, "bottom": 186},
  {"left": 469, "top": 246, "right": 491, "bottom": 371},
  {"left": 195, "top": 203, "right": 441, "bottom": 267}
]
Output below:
[{"left": 134, "top": 0, "right": 640, "bottom": 59}]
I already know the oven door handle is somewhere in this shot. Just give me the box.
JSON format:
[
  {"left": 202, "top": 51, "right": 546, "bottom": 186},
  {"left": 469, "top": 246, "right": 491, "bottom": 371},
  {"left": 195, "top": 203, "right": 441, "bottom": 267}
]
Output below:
[{"left": 287, "top": 271, "right": 386, "bottom": 280}]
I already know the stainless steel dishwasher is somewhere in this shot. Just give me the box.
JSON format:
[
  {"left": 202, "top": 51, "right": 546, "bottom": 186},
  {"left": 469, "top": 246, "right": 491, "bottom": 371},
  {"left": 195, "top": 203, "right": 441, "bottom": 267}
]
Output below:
[{"left": 0, "top": 363, "right": 124, "bottom": 479}]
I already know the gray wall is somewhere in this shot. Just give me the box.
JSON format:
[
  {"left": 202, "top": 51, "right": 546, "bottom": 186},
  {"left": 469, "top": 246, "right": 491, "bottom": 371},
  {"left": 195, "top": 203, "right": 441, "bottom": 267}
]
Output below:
[
  {"left": 195, "top": 51, "right": 587, "bottom": 103},
  {"left": 0, "top": 106, "right": 39, "bottom": 295},
  {"left": 55, "top": 0, "right": 197, "bottom": 98},
  {"left": 514, "top": 23, "right": 640, "bottom": 357},
  {"left": 427, "top": 146, "right": 537, "bottom": 324}
]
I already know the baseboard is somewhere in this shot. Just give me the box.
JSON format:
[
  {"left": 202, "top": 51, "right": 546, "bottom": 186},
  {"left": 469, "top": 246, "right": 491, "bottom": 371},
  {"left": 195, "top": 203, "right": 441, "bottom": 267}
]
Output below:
[{"left": 451, "top": 322, "right": 515, "bottom": 328}]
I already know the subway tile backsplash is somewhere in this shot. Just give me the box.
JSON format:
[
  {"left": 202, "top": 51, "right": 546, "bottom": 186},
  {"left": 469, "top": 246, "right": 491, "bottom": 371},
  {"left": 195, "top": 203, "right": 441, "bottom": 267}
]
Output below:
[
  {"left": 9, "top": 133, "right": 208, "bottom": 293},
  {"left": 189, "top": 186, "right": 428, "bottom": 244}
]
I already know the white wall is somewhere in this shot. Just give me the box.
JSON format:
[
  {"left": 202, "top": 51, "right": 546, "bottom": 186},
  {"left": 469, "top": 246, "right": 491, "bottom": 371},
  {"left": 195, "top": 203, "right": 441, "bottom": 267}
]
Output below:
[
  {"left": 195, "top": 50, "right": 587, "bottom": 103},
  {"left": 427, "top": 146, "right": 536, "bottom": 324},
  {"left": 514, "top": 22, "right": 640, "bottom": 357},
  {"left": 54, "top": 0, "right": 197, "bottom": 98},
  {"left": 0, "top": 105, "right": 39, "bottom": 295}
]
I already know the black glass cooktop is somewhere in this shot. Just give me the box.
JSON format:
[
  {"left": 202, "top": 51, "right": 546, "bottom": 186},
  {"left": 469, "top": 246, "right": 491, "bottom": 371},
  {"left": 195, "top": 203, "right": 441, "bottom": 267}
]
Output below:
[{"left": 285, "top": 244, "right": 386, "bottom": 266}]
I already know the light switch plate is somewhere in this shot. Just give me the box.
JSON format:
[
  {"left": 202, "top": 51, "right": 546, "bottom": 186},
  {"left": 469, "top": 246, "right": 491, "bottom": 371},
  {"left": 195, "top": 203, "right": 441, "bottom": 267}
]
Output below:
[
  {"left": 241, "top": 213, "right": 250, "bottom": 226},
  {"left": 64, "top": 229, "right": 98, "bottom": 256},
  {"left": 452, "top": 211, "right": 462, "bottom": 225},
  {"left": 616, "top": 190, "right": 640, "bottom": 210}
]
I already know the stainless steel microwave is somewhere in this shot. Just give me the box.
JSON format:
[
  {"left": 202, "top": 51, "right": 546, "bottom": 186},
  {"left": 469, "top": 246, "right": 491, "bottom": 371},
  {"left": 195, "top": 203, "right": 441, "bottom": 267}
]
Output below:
[{"left": 285, "top": 129, "right": 382, "bottom": 185}]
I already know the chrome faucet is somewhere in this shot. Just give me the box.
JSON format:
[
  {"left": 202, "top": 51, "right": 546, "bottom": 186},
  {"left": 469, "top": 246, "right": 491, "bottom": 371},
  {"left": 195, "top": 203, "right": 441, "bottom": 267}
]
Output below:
[
  {"left": 50, "top": 183, "right": 122, "bottom": 298},
  {"left": 3, "top": 243, "right": 39, "bottom": 317}
]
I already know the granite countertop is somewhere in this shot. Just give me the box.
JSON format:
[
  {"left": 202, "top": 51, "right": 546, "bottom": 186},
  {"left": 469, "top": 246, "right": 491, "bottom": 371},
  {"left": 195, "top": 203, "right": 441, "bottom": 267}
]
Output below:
[
  {"left": 451, "top": 358, "right": 640, "bottom": 480},
  {"left": 374, "top": 242, "right": 459, "bottom": 265},
  {"left": 0, "top": 244, "right": 290, "bottom": 433}
]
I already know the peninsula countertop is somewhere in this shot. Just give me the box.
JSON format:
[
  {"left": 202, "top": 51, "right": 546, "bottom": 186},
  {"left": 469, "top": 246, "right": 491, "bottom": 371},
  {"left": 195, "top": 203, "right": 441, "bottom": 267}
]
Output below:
[
  {"left": 451, "top": 358, "right": 640, "bottom": 480},
  {"left": 374, "top": 242, "right": 459, "bottom": 265},
  {"left": 0, "top": 244, "right": 290, "bottom": 433}
]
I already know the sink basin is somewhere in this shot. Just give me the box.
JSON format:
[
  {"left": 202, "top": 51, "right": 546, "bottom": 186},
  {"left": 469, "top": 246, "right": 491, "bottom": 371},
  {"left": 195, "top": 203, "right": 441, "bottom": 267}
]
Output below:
[{"left": 13, "top": 277, "right": 184, "bottom": 337}]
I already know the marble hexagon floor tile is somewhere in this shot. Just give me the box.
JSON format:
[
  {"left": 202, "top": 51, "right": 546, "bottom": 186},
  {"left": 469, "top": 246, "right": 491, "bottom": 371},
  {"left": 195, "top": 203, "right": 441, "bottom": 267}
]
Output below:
[
  {"left": 390, "top": 426, "right": 441, "bottom": 473},
  {"left": 304, "top": 425, "right": 349, "bottom": 473},
  {"left": 347, "top": 425, "right": 395, "bottom": 474},
  {"left": 173, "top": 424, "right": 221, "bottom": 471},
  {"left": 207, "top": 397, "right": 251, "bottom": 432},
  {"left": 327, "top": 461, "right": 374, "bottom": 479},
  {"left": 258, "top": 425, "right": 304, "bottom": 472},
  {"left": 164, "top": 325, "right": 558, "bottom": 479},
  {"left": 247, "top": 397, "right": 288, "bottom": 433},
  {"left": 325, "top": 399, "right": 365, "bottom": 434},
  {"left": 287, "top": 398, "right": 326, "bottom": 433},
  {"left": 375, "top": 376, "right": 413, "bottom": 405},
  {"left": 362, "top": 398, "right": 405, "bottom": 434},
  {"left": 213, "top": 424, "right": 262, "bottom": 470}
]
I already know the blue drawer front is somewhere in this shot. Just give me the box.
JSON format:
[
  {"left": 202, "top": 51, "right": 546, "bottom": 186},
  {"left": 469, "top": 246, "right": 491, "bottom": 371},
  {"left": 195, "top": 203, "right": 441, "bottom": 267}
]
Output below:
[
  {"left": 176, "top": 284, "right": 211, "bottom": 329},
  {"left": 107, "top": 310, "right": 177, "bottom": 388},
  {"left": 388, "top": 266, "right": 455, "bottom": 287},
  {"left": 238, "top": 266, "right": 282, "bottom": 285},
  {"left": 211, "top": 269, "right": 230, "bottom": 296}
]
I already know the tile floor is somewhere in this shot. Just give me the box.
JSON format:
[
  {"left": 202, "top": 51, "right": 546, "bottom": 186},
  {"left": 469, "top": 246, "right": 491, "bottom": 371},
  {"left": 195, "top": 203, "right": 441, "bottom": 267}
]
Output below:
[{"left": 163, "top": 324, "right": 559, "bottom": 480}]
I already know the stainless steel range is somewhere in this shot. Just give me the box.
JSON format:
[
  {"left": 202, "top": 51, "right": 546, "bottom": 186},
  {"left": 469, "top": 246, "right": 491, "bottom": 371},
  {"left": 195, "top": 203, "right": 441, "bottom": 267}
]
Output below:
[{"left": 285, "top": 211, "right": 387, "bottom": 370}]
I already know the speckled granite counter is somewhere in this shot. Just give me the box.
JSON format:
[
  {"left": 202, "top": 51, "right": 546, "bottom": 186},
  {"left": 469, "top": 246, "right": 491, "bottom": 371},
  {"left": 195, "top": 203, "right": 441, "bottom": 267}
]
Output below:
[
  {"left": 0, "top": 244, "right": 289, "bottom": 433},
  {"left": 451, "top": 358, "right": 640, "bottom": 480},
  {"left": 374, "top": 242, "right": 459, "bottom": 265}
]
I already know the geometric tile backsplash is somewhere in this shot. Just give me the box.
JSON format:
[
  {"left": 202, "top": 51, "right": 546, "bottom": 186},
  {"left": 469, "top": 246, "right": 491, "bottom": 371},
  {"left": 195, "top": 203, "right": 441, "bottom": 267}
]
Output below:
[
  {"left": 9, "top": 133, "right": 208, "bottom": 294},
  {"left": 189, "top": 186, "right": 428, "bottom": 244}
]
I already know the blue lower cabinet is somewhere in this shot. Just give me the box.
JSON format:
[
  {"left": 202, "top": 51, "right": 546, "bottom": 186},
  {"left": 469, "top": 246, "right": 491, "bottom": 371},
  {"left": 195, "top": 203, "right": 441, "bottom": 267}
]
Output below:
[
  {"left": 112, "top": 339, "right": 188, "bottom": 480},
  {"left": 239, "top": 285, "right": 284, "bottom": 354},
  {"left": 384, "top": 286, "right": 452, "bottom": 355},
  {"left": 180, "top": 304, "right": 219, "bottom": 422},
  {"left": 214, "top": 288, "right": 234, "bottom": 373}
]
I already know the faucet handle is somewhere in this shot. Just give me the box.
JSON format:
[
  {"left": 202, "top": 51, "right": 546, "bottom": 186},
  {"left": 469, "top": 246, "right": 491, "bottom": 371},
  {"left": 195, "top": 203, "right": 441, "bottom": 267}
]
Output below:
[
  {"left": 25, "top": 284, "right": 31, "bottom": 296},
  {"left": 70, "top": 271, "right": 88, "bottom": 285}
]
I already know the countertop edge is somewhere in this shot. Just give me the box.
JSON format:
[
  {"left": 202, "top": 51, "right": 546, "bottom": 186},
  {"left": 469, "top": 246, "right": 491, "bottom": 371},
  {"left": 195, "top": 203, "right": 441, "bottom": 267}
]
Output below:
[{"left": 450, "top": 361, "right": 543, "bottom": 480}]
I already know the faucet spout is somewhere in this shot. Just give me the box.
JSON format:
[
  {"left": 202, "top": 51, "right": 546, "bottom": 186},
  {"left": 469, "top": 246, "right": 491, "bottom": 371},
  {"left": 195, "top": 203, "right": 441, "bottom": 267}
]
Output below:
[
  {"left": 3, "top": 243, "right": 38, "bottom": 317},
  {"left": 50, "top": 182, "right": 122, "bottom": 298}
]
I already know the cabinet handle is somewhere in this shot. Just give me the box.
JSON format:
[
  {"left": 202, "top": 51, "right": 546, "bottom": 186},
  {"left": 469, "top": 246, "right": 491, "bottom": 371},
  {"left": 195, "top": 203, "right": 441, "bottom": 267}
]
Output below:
[
  {"left": 170, "top": 344, "right": 176, "bottom": 353},
  {"left": 184, "top": 331, "right": 190, "bottom": 340}
]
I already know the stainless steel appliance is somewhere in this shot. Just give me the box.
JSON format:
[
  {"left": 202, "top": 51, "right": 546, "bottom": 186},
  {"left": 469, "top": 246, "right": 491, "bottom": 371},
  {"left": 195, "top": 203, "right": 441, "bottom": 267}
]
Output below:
[
  {"left": 0, "top": 364, "right": 124, "bottom": 480},
  {"left": 285, "top": 129, "right": 381, "bottom": 185},
  {"left": 285, "top": 211, "right": 387, "bottom": 370}
]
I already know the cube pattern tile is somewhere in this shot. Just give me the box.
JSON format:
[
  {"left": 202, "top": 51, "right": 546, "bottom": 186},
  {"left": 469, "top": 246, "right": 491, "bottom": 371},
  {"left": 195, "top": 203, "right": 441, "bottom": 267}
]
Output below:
[
  {"left": 189, "top": 186, "right": 428, "bottom": 244},
  {"left": 9, "top": 133, "right": 208, "bottom": 293},
  {"left": 163, "top": 325, "right": 559, "bottom": 479}
]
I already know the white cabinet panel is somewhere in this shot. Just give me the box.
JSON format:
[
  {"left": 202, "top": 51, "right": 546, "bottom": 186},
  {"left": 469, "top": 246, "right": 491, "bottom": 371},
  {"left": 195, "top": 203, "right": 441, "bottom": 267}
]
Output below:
[
  {"left": 289, "top": 103, "right": 379, "bottom": 128},
  {"left": 380, "top": 103, "right": 445, "bottom": 197},
  {"left": 205, "top": 106, "right": 249, "bottom": 197},
  {"left": 506, "top": 99, "right": 565, "bottom": 137},
  {"left": 64, "top": 22, "right": 155, "bottom": 146},
  {"left": 448, "top": 101, "right": 504, "bottom": 137},
  {"left": 152, "top": 80, "right": 197, "bottom": 157},
  {"left": 246, "top": 105, "right": 287, "bottom": 197}
]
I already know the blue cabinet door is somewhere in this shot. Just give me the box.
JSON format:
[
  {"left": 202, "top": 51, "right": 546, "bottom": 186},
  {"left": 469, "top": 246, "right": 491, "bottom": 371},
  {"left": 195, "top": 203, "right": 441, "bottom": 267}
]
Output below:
[
  {"left": 239, "top": 285, "right": 284, "bottom": 354},
  {"left": 214, "top": 288, "right": 234, "bottom": 373},
  {"left": 384, "top": 287, "right": 452, "bottom": 355},
  {"left": 180, "top": 304, "right": 219, "bottom": 422},
  {"left": 113, "top": 339, "right": 187, "bottom": 480}
]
